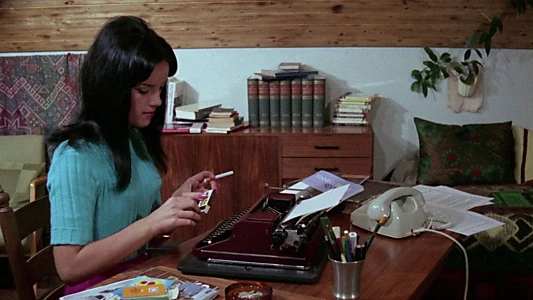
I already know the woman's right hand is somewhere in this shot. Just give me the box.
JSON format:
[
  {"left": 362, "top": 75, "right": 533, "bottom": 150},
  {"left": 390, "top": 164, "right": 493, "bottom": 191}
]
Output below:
[{"left": 146, "top": 192, "right": 207, "bottom": 236}]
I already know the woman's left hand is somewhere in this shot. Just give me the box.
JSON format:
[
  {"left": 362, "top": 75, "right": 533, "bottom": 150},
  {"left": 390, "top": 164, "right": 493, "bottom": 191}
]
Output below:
[{"left": 172, "top": 170, "right": 218, "bottom": 197}]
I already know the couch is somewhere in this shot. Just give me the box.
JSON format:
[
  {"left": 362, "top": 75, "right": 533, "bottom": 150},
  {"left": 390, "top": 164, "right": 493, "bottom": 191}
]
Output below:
[{"left": 388, "top": 118, "right": 533, "bottom": 299}]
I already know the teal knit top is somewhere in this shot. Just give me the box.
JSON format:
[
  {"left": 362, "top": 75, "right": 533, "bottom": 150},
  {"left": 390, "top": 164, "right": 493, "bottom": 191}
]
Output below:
[{"left": 47, "top": 131, "right": 162, "bottom": 257}]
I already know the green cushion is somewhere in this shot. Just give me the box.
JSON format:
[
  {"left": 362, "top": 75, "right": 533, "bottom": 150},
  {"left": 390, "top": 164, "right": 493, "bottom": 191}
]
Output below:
[
  {"left": 0, "top": 162, "right": 45, "bottom": 210},
  {"left": 0, "top": 135, "right": 45, "bottom": 164},
  {"left": 415, "top": 118, "right": 516, "bottom": 186}
]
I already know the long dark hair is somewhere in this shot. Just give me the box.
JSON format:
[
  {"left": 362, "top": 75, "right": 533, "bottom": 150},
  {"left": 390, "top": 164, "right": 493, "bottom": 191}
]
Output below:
[{"left": 48, "top": 16, "right": 178, "bottom": 191}]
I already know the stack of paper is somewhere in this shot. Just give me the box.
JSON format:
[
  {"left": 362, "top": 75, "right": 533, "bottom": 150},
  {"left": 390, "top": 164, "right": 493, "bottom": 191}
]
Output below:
[{"left": 413, "top": 185, "right": 505, "bottom": 236}]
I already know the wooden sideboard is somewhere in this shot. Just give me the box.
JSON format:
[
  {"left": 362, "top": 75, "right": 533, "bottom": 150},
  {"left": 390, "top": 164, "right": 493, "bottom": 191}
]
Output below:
[{"left": 160, "top": 125, "right": 373, "bottom": 241}]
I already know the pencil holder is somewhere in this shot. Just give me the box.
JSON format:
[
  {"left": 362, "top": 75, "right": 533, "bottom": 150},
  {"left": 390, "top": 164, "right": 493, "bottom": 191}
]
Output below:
[{"left": 329, "top": 256, "right": 365, "bottom": 299}]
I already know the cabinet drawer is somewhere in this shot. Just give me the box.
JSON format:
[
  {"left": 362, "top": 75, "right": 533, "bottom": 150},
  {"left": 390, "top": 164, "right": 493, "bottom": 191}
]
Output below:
[
  {"left": 282, "top": 135, "right": 372, "bottom": 158},
  {"left": 282, "top": 158, "right": 372, "bottom": 179}
]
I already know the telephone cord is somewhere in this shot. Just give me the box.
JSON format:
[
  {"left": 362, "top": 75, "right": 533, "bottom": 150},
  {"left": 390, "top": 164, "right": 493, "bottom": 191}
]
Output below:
[{"left": 412, "top": 226, "right": 469, "bottom": 300}]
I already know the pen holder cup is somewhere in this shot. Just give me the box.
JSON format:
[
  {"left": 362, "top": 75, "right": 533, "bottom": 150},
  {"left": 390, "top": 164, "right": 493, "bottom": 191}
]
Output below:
[{"left": 329, "top": 256, "right": 365, "bottom": 299}]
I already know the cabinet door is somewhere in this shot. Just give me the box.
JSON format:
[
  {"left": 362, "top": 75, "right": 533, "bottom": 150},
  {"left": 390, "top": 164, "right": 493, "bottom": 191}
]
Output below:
[
  {"left": 191, "top": 135, "right": 237, "bottom": 237},
  {"left": 160, "top": 135, "right": 196, "bottom": 241},
  {"left": 161, "top": 135, "right": 195, "bottom": 200},
  {"left": 234, "top": 135, "right": 280, "bottom": 212}
]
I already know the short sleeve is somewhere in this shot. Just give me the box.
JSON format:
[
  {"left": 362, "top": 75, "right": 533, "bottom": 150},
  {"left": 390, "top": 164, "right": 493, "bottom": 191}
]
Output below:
[{"left": 48, "top": 142, "right": 99, "bottom": 246}]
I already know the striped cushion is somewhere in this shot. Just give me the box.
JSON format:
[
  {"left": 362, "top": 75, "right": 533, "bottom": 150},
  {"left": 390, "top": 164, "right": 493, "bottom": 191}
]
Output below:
[{"left": 513, "top": 125, "right": 533, "bottom": 184}]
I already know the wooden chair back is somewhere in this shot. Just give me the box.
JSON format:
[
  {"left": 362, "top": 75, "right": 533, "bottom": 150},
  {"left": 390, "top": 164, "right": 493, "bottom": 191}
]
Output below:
[{"left": 0, "top": 184, "right": 64, "bottom": 300}]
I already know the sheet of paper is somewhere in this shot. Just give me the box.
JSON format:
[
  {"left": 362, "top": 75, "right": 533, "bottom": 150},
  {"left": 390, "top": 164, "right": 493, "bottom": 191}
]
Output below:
[
  {"left": 425, "top": 203, "right": 504, "bottom": 236},
  {"left": 282, "top": 185, "right": 349, "bottom": 223},
  {"left": 281, "top": 170, "right": 364, "bottom": 201},
  {"left": 414, "top": 184, "right": 493, "bottom": 211},
  {"left": 301, "top": 170, "right": 364, "bottom": 200}
]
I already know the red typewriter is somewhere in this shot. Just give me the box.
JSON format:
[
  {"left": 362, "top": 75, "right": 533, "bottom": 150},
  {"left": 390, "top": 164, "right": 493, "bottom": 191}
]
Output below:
[{"left": 192, "top": 192, "right": 325, "bottom": 270}]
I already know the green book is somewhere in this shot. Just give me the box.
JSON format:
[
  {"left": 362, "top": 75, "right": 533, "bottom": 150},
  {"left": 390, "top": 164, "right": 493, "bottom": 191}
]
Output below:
[
  {"left": 258, "top": 79, "right": 270, "bottom": 127},
  {"left": 247, "top": 76, "right": 259, "bottom": 127},
  {"left": 269, "top": 80, "right": 281, "bottom": 127},
  {"left": 301, "top": 78, "right": 313, "bottom": 128},
  {"left": 291, "top": 78, "right": 302, "bottom": 127},
  {"left": 279, "top": 79, "right": 292, "bottom": 128},
  {"left": 313, "top": 77, "right": 326, "bottom": 127}
]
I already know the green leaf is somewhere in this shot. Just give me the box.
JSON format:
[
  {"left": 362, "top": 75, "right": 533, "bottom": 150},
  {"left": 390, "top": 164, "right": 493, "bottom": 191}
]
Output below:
[
  {"left": 411, "top": 70, "right": 422, "bottom": 80},
  {"left": 424, "top": 47, "right": 438, "bottom": 62},
  {"left": 474, "top": 49, "right": 483, "bottom": 59},
  {"left": 472, "top": 63, "right": 480, "bottom": 74},
  {"left": 422, "top": 85, "right": 428, "bottom": 97},
  {"left": 464, "top": 49, "right": 471, "bottom": 60},
  {"left": 461, "top": 72, "right": 476, "bottom": 85},
  {"left": 484, "top": 38, "right": 492, "bottom": 55},
  {"left": 440, "top": 52, "right": 451, "bottom": 63},
  {"left": 423, "top": 61, "right": 435, "bottom": 68},
  {"left": 440, "top": 67, "right": 449, "bottom": 78},
  {"left": 494, "top": 16, "right": 503, "bottom": 33},
  {"left": 411, "top": 81, "right": 420, "bottom": 92},
  {"left": 465, "top": 34, "right": 480, "bottom": 48}
]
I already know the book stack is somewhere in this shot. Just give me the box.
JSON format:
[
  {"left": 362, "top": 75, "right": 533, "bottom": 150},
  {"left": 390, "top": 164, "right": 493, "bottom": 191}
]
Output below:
[
  {"left": 247, "top": 62, "right": 326, "bottom": 128},
  {"left": 204, "top": 107, "right": 248, "bottom": 133},
  {"left": 174, "top": 102, "right": 221, "bottom": 121},
  {"left": 332, "top": 93, "right": 378, "bottom": 126}
]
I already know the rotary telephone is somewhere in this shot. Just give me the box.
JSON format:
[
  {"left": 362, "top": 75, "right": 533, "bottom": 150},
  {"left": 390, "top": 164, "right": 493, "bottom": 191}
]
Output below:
[{"left": 350, "top": 187, "right": 429, "bottom": 238}]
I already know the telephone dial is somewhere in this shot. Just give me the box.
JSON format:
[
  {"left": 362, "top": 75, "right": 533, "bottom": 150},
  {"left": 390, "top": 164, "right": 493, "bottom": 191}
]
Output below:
[{"left": 351, "top": 187, "right": 429, "bottom": 238}]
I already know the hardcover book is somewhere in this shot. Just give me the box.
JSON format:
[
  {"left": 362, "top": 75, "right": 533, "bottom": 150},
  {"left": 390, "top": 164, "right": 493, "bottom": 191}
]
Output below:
[
  {"left": 278, "top": 62, "right": 301, "bottom": 71},
  {"left": 269, "top": 80, "right": 281, "bottom": 127},
  {"left": 291, "top": 78, "right": 302, "bottom": 127},
  {"left": 258, "top": 79, "right": 270, "bottom": 127},
  {"left": 257, "top": 69, "right": 319, "bottom": 79},
  {"left": 247, "top": 76, "right": 260, "bottom": 127},
  {"left": 279, "top": 79, "right": 292, "bottom": 128},
  {"left": 301, "top": 78, "right": 314, "bottom": 127},
  {"left": 312, "top": 77, "right": 326, "bottom": 128}
]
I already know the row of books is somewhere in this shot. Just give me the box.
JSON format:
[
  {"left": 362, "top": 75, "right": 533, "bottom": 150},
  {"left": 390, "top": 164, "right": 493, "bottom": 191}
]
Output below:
[
  {"left": 331, "top": 93, "right": 378, "bottom": 126},
  {"left": 247, "top": 76, "right": 326, "bottom": 128}
]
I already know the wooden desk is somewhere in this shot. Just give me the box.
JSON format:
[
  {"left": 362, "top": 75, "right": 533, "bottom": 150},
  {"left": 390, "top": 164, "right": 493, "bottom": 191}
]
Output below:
[{"left": 96, "top": 211, "right": 457, "bottom": 299}]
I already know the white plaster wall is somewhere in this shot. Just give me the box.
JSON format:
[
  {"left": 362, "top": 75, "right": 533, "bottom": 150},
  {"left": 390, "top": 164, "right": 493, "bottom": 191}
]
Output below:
[{"left": 3, "top": 47, "right": 532, "bottom": 179}]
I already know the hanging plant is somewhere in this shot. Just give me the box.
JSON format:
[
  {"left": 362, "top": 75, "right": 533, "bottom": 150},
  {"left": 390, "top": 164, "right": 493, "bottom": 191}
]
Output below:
[{"left": 410, "top": 0, "right": 530, "bottom": 97}]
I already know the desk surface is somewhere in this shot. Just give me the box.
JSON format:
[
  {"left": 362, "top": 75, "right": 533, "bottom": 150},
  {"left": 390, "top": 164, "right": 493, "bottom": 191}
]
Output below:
[{"left": 96, "top": 210, "right": 457, "bottom": 299}]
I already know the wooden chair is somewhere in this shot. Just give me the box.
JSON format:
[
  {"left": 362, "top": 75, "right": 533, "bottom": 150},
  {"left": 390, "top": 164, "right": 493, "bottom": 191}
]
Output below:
[{"left": 0, "top": 184, "right": 64, "bottom": 300}]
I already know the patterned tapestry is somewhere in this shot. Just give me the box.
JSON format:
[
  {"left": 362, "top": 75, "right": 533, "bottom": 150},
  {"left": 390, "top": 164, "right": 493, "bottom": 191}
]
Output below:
[{"left": 0, "top": 54, "right": 83, "bottom": 135}]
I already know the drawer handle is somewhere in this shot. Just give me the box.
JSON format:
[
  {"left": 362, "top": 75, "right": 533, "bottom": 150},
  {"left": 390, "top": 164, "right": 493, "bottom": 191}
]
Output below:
[
  {"left": 314, "top": 167, "right": 339, "bottom": 172},
  {"left": 314, "top": 145, "right": 339, "bottom": 150}
]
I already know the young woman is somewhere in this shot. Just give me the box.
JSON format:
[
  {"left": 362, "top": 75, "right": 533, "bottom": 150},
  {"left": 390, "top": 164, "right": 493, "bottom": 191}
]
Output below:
[{"left": 46, "top": 16, "right": 217, "bottom": 294}]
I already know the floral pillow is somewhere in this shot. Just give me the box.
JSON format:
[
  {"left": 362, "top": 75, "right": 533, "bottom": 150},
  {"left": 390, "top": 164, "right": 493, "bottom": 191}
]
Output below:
[{"left": 415, "top": 118, "right": 516, "bottom": 186}]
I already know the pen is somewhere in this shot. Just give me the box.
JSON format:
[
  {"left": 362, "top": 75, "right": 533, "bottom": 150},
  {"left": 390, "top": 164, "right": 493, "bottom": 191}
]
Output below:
[
  {"left": 348, "top": 231, "right": 358, "bottom": 253},
  {"left": 204, "top": 170, "right": 234, "bottom": 183},
  {"left": 345, "top": 239, "right": 353, "bottom": 262},
  {"left": 359, "top": 175, "right": 370, "bottom": 185}
]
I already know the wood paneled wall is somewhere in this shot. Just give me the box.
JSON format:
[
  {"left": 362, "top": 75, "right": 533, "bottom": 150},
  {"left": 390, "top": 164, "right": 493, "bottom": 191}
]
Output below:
[{"left": 1, "top": 0, "right": 532, "bottom": 52}]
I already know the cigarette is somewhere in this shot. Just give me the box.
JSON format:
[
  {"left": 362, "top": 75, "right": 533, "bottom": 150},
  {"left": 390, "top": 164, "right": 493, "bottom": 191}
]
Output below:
[{"left": 204, "top": 170, "right": 234, "bottom": 183}]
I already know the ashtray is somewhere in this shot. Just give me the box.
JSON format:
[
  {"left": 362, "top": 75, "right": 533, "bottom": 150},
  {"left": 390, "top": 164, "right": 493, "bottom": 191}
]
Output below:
[{"left": 225, "top": 281, "right": 273, "bottom": 300}]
